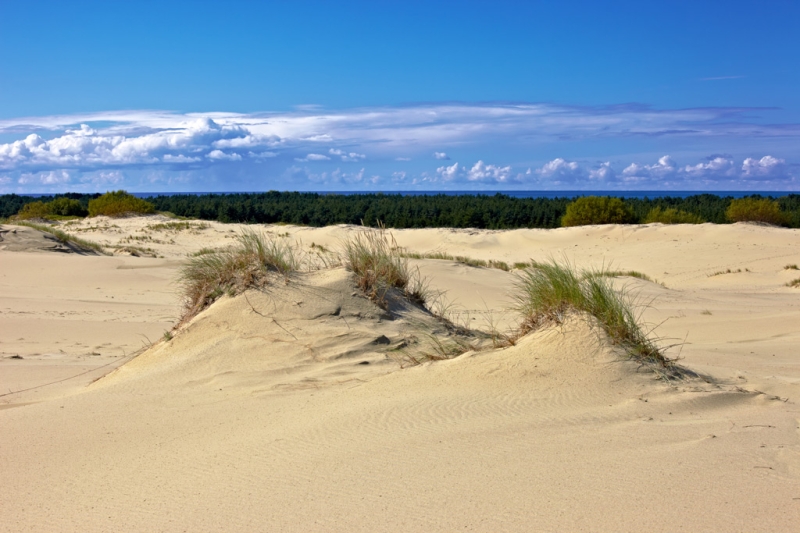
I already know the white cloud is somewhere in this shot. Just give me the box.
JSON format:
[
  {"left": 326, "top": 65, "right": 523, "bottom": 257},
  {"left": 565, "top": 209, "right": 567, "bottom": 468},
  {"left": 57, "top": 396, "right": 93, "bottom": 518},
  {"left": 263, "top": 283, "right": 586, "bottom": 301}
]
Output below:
[
  {"left": 588, "top": 162, "right": 616, "bottom": 182},
  {"left": 467, "top": 160, "right": 512, "bottom": 182},
  {"left": 0, "top": 103, "right": 796, "bottom": 191},
  {"left": 622, "top": 155, "right": 678, "bottom": 181},
  {"left": 682, "top": 156, "right": 737, "bottom": 179},
  {"left": 436, "top": 162, "right": 462, "bottom": 181},
  {"left": 295, "top": 153, "right": 331, "bottom": 162},
  {"left": 207, "top": 150, "right": 242, "bottom": 161},
  {"left": 535, "top": 158, "right": 583, "bottom": 181},
  {"left": 741, "top": 155, "right": 787, "bottom": 179},
  {"left": 329, "top": 148, "right": 366, "bottom": 162},
  {"left": 434, "top": 160, "right": 512, "bottom": 183}
]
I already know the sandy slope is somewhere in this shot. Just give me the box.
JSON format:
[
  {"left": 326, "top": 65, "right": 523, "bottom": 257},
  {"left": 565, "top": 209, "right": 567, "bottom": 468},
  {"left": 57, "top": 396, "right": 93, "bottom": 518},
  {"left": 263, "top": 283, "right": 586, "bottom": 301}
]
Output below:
[{"left": 1, "top": 218, "right": 799, "bottom": 531}]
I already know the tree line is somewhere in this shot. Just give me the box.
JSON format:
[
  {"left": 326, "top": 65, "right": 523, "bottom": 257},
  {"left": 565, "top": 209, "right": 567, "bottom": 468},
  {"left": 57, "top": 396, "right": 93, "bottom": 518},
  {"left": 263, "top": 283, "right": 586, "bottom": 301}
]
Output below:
[{"left": 2, "top": 192, "right": 799, "bottom": 228}]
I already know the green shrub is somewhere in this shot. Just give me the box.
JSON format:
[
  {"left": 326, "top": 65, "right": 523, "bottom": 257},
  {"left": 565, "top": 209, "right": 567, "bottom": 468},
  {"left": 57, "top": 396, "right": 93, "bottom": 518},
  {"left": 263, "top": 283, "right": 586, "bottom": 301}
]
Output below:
[
  {"left": 16, "top": 201, "right": 52, "bottom": 220},
  {"left": 48, "top": 197, "right": 88, "bottom": 217},
  {"left": 561, "top": 196, "right": 635, "bottom": 227},
  {"left": 88, "top": 190, "right": 155, "bottom": 217},
  {"left": 644, "top": 206, "right": 704, "bottom": 224},
  {"left": 726, "top": 198, "right": 786, "bottom": 226}
]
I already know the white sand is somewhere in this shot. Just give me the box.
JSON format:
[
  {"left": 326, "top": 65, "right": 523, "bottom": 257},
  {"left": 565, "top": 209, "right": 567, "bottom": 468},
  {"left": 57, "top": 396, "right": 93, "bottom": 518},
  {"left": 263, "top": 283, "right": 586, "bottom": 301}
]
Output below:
[{"left": 1, "top": 217, "right": 799, "bottom": 531}]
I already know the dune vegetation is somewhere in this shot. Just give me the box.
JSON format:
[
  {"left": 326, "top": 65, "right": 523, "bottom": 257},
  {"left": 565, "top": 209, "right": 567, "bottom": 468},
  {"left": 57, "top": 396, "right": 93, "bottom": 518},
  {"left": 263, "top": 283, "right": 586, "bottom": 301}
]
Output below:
[
  {"left": 513, "top": 259, "right": 674, "bottom": 376},
  {"left": 88, "top": 191, "right": 156, "bottom": 217},
  {"left": 644, "top": 206, "right": 705, "bottom": 224},
  {"left": 15, "top": 221, "right": 107, "bottom": 254},
  {"left": 561, "top": 196, "right": 636, "bottom": 227},
  {"left": 178, "top": 229, "right": 300, "bottom": 320},
  {"left": 342, "top": 227, "right": 429, "bottom": 307},
  {"left": 726, "top": 197, "right": 786, "bottom": 226}
]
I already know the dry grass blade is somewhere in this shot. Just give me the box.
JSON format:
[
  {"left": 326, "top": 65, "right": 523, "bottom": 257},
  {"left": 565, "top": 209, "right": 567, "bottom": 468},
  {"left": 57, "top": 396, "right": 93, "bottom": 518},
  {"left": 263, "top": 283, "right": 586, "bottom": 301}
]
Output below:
[
  {"left": 513, "top": 258, "right": 675, "bottom": 376},
  {"left": 179, "top": 229, "right": 299, "bottom": 321},
  {"left": 342, "top": 226, "right": 429, "bottom": 306}
]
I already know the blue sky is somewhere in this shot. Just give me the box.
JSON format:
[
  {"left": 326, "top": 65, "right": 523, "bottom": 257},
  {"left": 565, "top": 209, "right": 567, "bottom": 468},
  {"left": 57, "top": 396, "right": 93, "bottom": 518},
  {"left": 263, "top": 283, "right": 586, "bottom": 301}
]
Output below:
[{"left": 1, "top": 0, "right": 798, "bottom": 192}]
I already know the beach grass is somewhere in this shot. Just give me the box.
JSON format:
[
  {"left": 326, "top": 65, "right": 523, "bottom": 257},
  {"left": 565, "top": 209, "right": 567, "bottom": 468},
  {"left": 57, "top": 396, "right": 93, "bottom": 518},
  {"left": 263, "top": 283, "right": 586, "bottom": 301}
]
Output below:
[
  {"left": 513, "top": 259, "right": 673, "bottom": 373},
  {"left": 179, "top": 229, "right": 300, "bottom": 320},
  {"left": 343, "top": 227, "right": 429, "bottom": 306},
  {"left": 398, "top": 250, "right": 511, "bottom": 271}
]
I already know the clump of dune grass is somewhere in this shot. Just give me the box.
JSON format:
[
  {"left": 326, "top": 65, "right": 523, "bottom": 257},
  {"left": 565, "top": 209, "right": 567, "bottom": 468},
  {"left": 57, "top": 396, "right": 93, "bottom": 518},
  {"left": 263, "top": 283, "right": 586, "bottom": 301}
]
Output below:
[
  {"left": 146, "top": 221, "right": 209, "bottom": 232},
  {"left": 15, "top": 221, "right": 107, "bottom": 255},
  {"left": 786, "top": 278, "right": 800, "bottom": 288},
  {"left": 708, "top": 268, "right": 743, "bottom": 277},
  {"left": 784, "top": 264, "right": 799, "bottom": 270},
  {"left": 179, "top": 229, "right": 300, "bottom": 320},
  {"left": 513, "top": 259, "right": 673, "bottom": 375},
  {"left": 343, "top": 227, "right": 429, "bottom": 306}
]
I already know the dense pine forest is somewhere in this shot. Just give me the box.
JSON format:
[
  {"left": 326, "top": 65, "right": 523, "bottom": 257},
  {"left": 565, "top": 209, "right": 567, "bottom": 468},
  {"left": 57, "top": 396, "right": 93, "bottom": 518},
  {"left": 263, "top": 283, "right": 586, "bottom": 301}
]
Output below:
[{"left": 2, "top": 192, "right": 799, "bottom": 228}]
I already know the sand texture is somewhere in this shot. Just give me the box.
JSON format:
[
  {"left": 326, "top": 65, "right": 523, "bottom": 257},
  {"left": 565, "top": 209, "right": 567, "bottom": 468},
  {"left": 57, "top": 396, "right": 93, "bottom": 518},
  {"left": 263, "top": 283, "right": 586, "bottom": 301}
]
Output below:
[{"left": 1, "top": 217, "right": 799, "bottom": 532}]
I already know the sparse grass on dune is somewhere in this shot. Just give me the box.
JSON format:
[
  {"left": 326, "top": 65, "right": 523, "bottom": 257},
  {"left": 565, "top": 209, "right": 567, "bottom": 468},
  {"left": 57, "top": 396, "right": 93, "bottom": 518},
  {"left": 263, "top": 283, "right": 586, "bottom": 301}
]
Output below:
[
  {"left": 513, "top": 259, "right": 674, "bottom": 375},
  {"left": 786, "top": 278, "right": 800, "bottom": 288},
  {"left": 784, "top": 264, "right": 799, "bottom": 270},
  {"left": 343, "top": 227, "right": 430, "bottom": 307},
  {"left": 397, "top": 250, "right": 511, "bottom": 271},
  {"left": 15, "top": 221, "right": 108, "bottom": 255},
  {"left": 179, "top": 229, "right": 300, "bottom": 320}
]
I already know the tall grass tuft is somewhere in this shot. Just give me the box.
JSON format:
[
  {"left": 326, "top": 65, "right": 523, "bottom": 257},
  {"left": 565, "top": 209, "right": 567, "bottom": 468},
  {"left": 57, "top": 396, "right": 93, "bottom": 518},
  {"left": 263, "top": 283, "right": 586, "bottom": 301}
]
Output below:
[
  {"left": 179, "top": 229, "right": 299, "bottom": 320},
  {"left": 514, "top": 259, "right": 671, "bottom": 372},
  {"left": 343, "top": 227, "right": 429, "bottom": 306}
]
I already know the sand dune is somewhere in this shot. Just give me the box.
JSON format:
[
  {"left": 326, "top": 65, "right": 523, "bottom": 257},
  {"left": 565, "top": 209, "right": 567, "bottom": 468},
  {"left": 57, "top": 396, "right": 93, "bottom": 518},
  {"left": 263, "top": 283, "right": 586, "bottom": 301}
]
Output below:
[{"left": 1, "top": 218, "right": 799, "bottom": 531}]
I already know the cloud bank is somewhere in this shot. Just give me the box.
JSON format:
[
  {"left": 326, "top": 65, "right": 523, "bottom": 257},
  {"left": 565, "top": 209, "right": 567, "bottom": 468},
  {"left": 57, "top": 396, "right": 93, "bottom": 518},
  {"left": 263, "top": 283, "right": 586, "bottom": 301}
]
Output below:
[{"left": 0, "top": 103, "right": 797, "bottom": 191}]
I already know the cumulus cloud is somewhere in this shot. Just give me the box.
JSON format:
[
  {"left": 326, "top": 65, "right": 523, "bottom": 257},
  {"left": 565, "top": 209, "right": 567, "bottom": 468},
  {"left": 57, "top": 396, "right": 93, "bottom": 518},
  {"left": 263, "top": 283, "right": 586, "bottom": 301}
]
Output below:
[
  {"left": 682, "top": 156, "right": 737, "bottom": 179},
  {"left": 207, "top": 150, "right": 242, "bottom": 161},
  {"left": 535, "top": 158, "right": 584, "bottom": 181},
  {"left": 295, "top": 153, "right": 331, "bottom": 162},
  {"left": 329, "top": 148, "right": 366, "bottom": 162},
  {"left": 622, "top": 156, "right": 679, "bottom": 181},
  {"left": 741, "top": 155, "right": 788, "bottom": 179},
  {"left": 434, "top": 161, "right": 512, "bottom": 183},
  {"left": 467, "top": 161, "right": 512, "bottom": 182},
  {"left": 436, "top": 162, "right": 461, "bottom": 181},
  {"left": 0, "top": 102, "right": 797, "bottom": 191},
  {"left": 588, "top": 162, "right": 616, "bottom": 182}
]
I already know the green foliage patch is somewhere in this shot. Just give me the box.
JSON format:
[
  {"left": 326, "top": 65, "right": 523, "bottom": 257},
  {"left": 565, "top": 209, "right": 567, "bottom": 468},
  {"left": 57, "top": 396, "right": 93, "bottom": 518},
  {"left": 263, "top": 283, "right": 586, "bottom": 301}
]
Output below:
[
  {"left": 561, "top": 196, "right": 636, "bottom": 227},
  {"left": 644, "top": 206, "right": 705, "bottom": 224},
  {"left": 726, "top": 198, "right": 786, "bottom": 226},
  {"left": 88, "top": 191, "right": 155, "bottom": 217}
]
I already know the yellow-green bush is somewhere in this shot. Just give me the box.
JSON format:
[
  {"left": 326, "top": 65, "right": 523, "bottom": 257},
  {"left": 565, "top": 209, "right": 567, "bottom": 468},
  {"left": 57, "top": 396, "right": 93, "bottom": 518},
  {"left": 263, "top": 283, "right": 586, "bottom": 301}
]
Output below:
[
  {"left": 644, "top": 206, "right": 704, "bottom": 224},
  {"left": 17, "top": 198, "right": 88, "bottom": 219},
  {"left": 561, "top": 196, "right": 635, "bottom": 227},
  {"left": 16, "top": 201, "right": 52, "bottom": 220},
  {"left": 88, "top": 191, "right": 155, "bottom": 217},
  {"left": 726, "top": 198, "right": 785, "bottom": 226}
]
